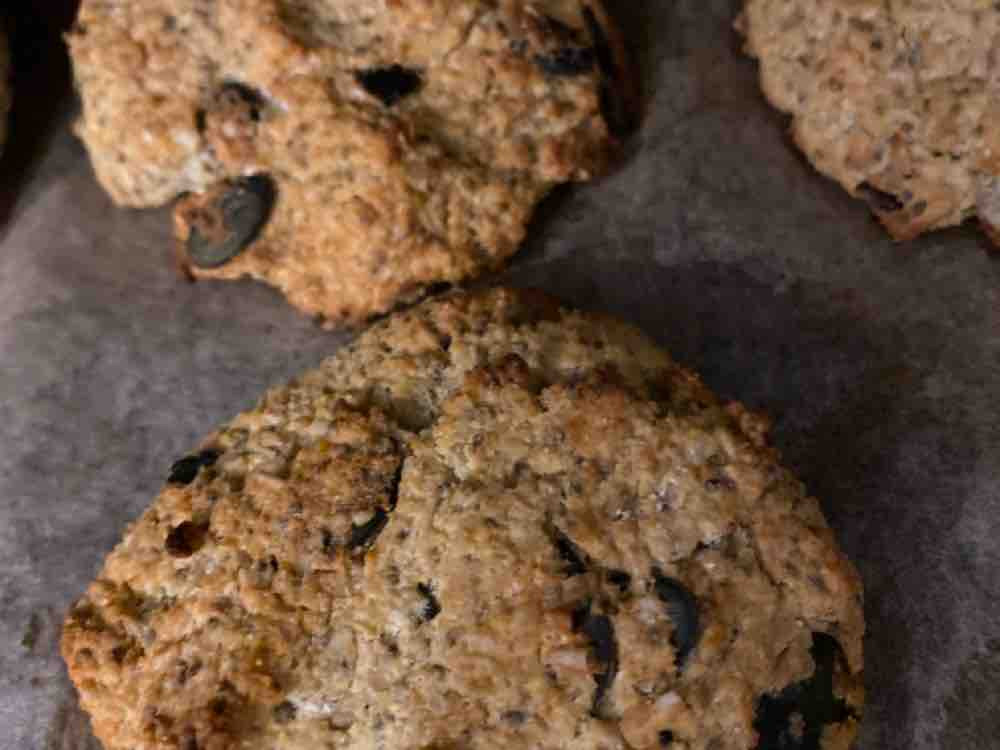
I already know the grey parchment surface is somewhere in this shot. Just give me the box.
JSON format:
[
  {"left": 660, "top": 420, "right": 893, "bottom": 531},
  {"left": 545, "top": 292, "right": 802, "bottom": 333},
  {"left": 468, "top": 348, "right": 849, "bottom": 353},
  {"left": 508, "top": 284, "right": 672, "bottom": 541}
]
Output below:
[{"left": 2, "top": 2, "right": 1000, "bottom": 749}]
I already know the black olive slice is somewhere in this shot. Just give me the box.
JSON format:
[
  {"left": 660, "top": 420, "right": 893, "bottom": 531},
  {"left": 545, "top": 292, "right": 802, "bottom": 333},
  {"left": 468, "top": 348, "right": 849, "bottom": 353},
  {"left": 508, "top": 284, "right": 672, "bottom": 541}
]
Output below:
[
  {"left": 652, "top": 569, "right": 700, "bottom": 669},
  {"left": 753, "top": 632, "right": 858, "bottom": 750},
  {"left": 184, "top": 175, "right": 276, "bottom": 269},
  {"left": 355, "top": 65, "right": 422, "bottom": 107}
]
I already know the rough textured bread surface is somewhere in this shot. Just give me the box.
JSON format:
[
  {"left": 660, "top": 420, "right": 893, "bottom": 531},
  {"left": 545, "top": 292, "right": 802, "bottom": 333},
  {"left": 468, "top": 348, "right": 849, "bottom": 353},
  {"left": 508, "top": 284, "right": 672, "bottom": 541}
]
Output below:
[
  {"left": 67, "top": 0, "right": 629, "bottom": 323},
  {"left": 738, "top": 0, "right": 1000, "bottom": 244},
  {"left": 62, "top": 288, "right": 864, "bottom": 750}
]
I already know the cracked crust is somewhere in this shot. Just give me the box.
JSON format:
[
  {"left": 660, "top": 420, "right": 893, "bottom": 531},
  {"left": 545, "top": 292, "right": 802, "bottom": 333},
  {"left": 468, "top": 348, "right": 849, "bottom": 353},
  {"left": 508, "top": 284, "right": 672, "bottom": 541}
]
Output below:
[
  {"left": 738, "top": 0, "right": 1000, "bottom": 245},
  {"left": 62, "top": 288, "right": 864, "bottom": 750},
  {"left": 67, "top": 1, "right": 632, "bottom": 323}
]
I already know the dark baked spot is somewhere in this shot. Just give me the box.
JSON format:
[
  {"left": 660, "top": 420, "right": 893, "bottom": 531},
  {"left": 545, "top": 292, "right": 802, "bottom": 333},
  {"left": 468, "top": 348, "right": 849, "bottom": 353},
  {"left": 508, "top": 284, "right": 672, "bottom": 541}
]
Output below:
[
  {"left": 582, "top": 6, "right": 633, "bottom": 137},
  {"left": 110, "top": 644, "right": 129, "bottom": 664},
  {"left": 185, "top": 175, "right": 277, "bottom": 269},
  {"left": 857, "top": 182, "right": 904, "bottom": 212},
  {"left": 215, "top": 81, "right": 264, "bottom": 121},
  {"left": 165, "top": 521, "right": 210, "bottom": 558},
  {"left": 652, "top": 569, "right": 700, "bottom": 669},
  {"left": 416, "top": 582, "right": 441, "bottom": 623},
  {"left": 177, "top": 659, "right": 202, "bottom": 686},
  {"left": 535, "top": 46, "right": 595, "bottom": 76},
  {"left": 606, "top": 569, "right": 631, "bottom": 592},
  {"left": 753, "top": 633, "right": 857, "bottom": 749},
  {"left": 380, "top": 632, "right": 401, "bottom": 656},
  {"left": 550, "top": 527, "right": 589, "bottom": 577},
  {"left": 704, "top": 475, "right": 736, "bottom": 492},
  {"left": 322, "top": 528, "right": 337, "bottom": 556},
  {"left": 659, "top": 729, "right": 675, "bottom": 746},
  {"left": 425, "top": 281, "right": 453, "bottom": 296},
  {"left": 167, "top": 450, "right": 220, "bottom": 485},
  {"left": 571, "top": 600, "right": 619, "bottom": 716},
  {"left": 272, "top": 700, "right": 297, "bottom": 724},
  {"left": 355, "top": 65, "right": 422, "bottom": 107},
  {"left": 346, "top": 508, "right": 389, "bottom": 553},
  {"left": 196, "top": 82, "right": 264, "bottom": 137}
]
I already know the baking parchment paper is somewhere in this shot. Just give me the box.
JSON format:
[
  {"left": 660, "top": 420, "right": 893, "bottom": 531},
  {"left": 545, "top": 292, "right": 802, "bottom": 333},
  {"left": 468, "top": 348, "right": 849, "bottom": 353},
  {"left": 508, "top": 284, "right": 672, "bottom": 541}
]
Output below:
[{"left": 2, "top": 2, "right": 999, "bottom": 748}]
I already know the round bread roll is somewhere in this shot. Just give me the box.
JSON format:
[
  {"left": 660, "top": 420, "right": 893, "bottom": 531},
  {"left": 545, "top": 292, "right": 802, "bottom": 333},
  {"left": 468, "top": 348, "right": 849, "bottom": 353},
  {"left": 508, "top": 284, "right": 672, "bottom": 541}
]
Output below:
[{"left": 63, "top": 288, "right": 864, "bottom": 750}]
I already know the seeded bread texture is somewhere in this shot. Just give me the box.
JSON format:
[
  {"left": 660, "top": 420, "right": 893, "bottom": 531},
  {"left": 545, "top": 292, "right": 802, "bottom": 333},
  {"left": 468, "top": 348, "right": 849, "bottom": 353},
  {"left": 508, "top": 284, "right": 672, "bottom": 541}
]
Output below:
[
  {"left": 67, "top": 1, "right": 631, "bottom": 324},
  {"left": 62, "top": 288, "right": 864, "bottom": 750},
  {"left": 737, "top": 0, "right": 1000, "bottom": 245}
]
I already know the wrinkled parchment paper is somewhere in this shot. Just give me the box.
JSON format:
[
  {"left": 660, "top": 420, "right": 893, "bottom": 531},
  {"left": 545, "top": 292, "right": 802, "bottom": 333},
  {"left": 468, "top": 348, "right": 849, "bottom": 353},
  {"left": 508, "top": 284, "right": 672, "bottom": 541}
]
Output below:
[{"left": 2, "top": 2, "right": 999, "bottom": 748}]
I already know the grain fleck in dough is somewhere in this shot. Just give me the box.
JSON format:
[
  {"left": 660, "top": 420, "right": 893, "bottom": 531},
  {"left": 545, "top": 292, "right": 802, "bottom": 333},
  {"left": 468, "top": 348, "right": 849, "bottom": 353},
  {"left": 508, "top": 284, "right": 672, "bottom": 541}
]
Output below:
[
  {"left": 66, "top": 1, "right": 631, "bottom": 323},
  {"left": 738, "top": 0, "right": 1000, "bottom": 245},
  {"left": 63, "top": 288, "right": 864, "bottom": 750}
]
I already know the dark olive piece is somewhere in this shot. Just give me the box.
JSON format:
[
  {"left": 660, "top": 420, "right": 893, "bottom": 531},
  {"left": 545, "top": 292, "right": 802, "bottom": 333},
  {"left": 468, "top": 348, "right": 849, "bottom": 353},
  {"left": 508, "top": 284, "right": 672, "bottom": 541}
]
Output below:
[
  {"left": 652, "top": 569, "right": 700, "bottom": 669},
  {"left": 321, "top": 528, "right": 337, "bottom": 556},
  {"left": 346, "top": 508, "right": 389, "bottom": 553},
  {"left": 582, "top": 612, "right": 618, "bottom": 716},
  {"left": 551, "top": 527, "right": 589, "bottom": 577},
  {"left": 187, "top": 175, "right": 277, "bottom": 269},
  {"left": 606, "top": 569, "right": 631, "bottom": 592},
  {"left": 534, "top": 46, "right": 595, "bottom": 76},
  {"left": 659, "top": 730, "right": 675, "bottom": 746},
  {"left": 343, "top": 456, "right": 404, "bottom": 555},
  {"left": 753, "top": 633, "right": 857, "bottom": 750},
  {"left": 857, "top": 181, "right": 904, "bottom": 212},
  {"left": 581, "top": 6, "right": 633, "bottom": 137},
  {"left": 539, "top": 13, "right": 580, "bottom": 38},
  {"left": 167, "top": 450, "right": 220, "bottom": 485},
  {"left": 570, "top": 599, "right": 619, "bottom": 716},
  {"left": 530, "top": 14, "right": 594, "bottom": 76},
  {"left": 386, "top": 455, "right": 404, "bottom": 511},
  {"left": 355, "top": 65, "right": 423, "bottom": 107},
  {"left": 416, "top": 582, "right": 441, "bottom": 623},
  {"left": 165, "top": 521, "right": 209, "bottom": 558}
]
